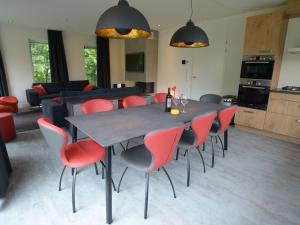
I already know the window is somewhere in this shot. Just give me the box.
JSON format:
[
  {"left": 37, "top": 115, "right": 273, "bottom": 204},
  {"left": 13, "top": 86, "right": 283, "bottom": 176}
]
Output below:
[
  {"left": 29, "top": 42, "right": 51, "bottom": 83},
  {"left": 84, "top": 47, "right": 97, "bottom": 86}
]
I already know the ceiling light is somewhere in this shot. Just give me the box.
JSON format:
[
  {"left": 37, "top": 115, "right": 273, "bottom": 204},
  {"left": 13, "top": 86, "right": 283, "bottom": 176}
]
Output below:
[
  {"left": 95, "top": 0, "right": 151, "bottom": 39},
  {"left": 170, "top": 0, "right": 209, "bottom": 48}
]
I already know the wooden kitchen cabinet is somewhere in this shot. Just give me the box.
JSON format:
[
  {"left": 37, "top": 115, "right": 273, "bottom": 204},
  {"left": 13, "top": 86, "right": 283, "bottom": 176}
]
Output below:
[
  {"left": 264, "top": 92, "right": 300, "bottom": 139},
  {"left": 235, "top": 107, "right": 266, "bottom": 130},
  {"left": 264, "top": 112, "right": 300, "bottom": 138},
  {"left": 243, "top": 12, "right": 288, "bottom": 56}
]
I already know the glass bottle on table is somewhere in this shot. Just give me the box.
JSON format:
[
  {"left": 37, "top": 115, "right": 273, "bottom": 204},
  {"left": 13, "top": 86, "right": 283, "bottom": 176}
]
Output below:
[{"left": 165, "top": 88, "right": 172, "bottom": 112}]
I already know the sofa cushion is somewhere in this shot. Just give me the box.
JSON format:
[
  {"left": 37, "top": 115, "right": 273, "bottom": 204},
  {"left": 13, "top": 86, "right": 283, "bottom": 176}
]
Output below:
[
  {"left": 39, "top": 93, "right": 60, "bottom": 101},
  {"left": 83, "top": 84, "right": 97, "bottom": 91},
  {"left": 64, "top": 80, "right": 89, "bottom": 91},
  {"left": 33, "top": 83, "right": 63, "bottom": 94},
  {"left": 32, "top": 85, "right": 47, "bottom": 96}
]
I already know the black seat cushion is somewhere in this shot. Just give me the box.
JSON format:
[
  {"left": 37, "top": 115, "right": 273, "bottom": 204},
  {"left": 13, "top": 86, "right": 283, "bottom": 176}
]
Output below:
[
  {"left": 121, "top": 145, "right": 153, "bottom": 172},
  {"left": 178, "top": 130, "right": 197, "bottom": 149},
  {"left": 210, "top": 120, "right": 220, "bottom": 134}
]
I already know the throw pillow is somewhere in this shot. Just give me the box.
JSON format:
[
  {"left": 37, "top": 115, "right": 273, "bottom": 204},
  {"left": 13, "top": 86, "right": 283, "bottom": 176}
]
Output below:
[
  {"left": 83, "top": 84, "right": 96, "bottom": 92},
  {"left": 32, "top": 85, "right": 47, "bottom": 96}
]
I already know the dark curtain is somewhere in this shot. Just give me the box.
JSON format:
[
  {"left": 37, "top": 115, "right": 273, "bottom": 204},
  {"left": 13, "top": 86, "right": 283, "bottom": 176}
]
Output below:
[
  {"left": 0, "top": 50, "right": 9, "bottom": 96},
  {"left": 97, "top": 37, "right": 111, "bottom": 88},
  {"left": 48, "top": 30, "right": 69, "bottom": 83}
]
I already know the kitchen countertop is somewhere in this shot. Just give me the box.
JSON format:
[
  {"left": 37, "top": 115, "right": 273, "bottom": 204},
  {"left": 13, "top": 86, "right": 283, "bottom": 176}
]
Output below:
[{"left": 270, "top": 89, "right": 300, "bottom": 95}]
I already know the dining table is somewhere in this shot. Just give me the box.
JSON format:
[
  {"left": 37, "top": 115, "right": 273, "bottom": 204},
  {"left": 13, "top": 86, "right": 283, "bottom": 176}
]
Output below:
[{"left": 65, "top": 100, "right": 229, "bottom": 224}]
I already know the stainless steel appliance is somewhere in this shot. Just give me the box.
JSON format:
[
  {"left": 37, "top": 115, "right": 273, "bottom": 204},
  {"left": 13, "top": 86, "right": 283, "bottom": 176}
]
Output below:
[
  {"left": 241, "top": 55, "right": 275, "bottom": 80},
  {"left": 238, "top": 79, "right": 270, "bottom": 110}
]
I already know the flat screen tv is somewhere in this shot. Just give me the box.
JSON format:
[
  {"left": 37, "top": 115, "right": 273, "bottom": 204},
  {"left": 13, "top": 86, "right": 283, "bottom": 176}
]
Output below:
[{"left": 126, "top": 52, "right": 144, "bottom": 73}]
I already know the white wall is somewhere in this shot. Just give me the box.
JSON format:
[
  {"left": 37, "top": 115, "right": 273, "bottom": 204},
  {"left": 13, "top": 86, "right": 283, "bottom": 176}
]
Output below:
[
  {"left": 278, "top": 17, "right": 300, "bottom": 87},
  {"left": 0, "top": 24, "right": 125, "bottom": 107},
  {"left": 156, "top": 7, "right": 291, "bottom": 99}
]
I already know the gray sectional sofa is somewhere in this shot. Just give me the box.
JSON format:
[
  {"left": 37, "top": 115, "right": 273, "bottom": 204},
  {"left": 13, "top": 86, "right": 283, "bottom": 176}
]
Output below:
[{"left": 41, "top": 87, "right": 144, "bottom": 128}]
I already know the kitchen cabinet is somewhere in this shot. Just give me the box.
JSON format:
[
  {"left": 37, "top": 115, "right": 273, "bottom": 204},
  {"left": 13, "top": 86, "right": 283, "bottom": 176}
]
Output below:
[
  {"left": 235, "top": 107, "right": 266, "bottom": 130},
  {"left": 243, "top": 12, "right": 288, "bottom": 56}
]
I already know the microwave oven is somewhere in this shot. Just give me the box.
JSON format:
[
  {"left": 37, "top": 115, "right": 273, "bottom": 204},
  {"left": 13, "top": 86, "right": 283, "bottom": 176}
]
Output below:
[{"left": 240, "top": 56, "right": 275, "bottom": 80}]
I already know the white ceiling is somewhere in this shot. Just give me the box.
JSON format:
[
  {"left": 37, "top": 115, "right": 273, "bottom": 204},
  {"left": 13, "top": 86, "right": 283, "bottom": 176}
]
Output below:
[{"left": 0, "top": 0, "right": 286, "bottom": 35}]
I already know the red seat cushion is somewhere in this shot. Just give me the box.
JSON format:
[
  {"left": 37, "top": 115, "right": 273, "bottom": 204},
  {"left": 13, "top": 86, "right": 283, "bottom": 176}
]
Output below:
[
  {"left": 0, "top": 113, "right": 16, "bottom": 142},
  {"left": 83, "top": 84, "right": 97, "bottom": 92},
  {"left": 32, "top": 85, "right": 47, "bottom": 96},
  {"left": 51, "top": 97, "right": 61, "bottom": 103},
  {"left": 61, "top": 140, "right": 106, "bottom": 168}
]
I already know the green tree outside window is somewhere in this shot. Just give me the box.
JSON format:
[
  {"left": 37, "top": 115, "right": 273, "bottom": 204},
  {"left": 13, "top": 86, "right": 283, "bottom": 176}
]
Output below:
[
  {"left": 30, "top": 42, "right": 51, "bottom": 83},
  {"left": 84, "top": 48, "right": 97, "bottom": 86}
]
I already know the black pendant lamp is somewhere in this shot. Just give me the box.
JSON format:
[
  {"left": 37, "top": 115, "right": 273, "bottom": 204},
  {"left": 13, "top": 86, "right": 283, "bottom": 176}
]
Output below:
[
  {"left": 170, "top": 0, "right": 209, "bottom": 48},
  {"left": 95, "top": 0, "right": 151, "bottom": 39}
]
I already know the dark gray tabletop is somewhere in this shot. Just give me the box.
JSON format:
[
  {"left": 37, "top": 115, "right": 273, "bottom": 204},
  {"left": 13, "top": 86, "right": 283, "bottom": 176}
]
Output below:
[{"left": 66, "top": 100, "right": 227, "bottom": 147}]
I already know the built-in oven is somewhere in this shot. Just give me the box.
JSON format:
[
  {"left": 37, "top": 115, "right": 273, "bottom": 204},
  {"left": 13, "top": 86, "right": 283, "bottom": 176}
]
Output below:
[
  {"left": 238, "top": 80, "right": 270, "bottom": 110},
  {"left": 241, "top": 55, "right": 275, "bottom": 80}
]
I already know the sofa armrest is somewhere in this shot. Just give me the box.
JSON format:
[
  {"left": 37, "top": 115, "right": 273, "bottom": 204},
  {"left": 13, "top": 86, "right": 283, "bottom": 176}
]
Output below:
[
  {"left": 41, "top": 100, "right": 69, "bottom": 128},
  {"left": 26, "top": 89, "right": 40, "bottom": 106}
]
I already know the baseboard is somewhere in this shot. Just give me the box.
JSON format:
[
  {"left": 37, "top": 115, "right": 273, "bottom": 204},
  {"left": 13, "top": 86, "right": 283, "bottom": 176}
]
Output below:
[{"left": 235, "top": 125, "right": 300, "bottom": 145}]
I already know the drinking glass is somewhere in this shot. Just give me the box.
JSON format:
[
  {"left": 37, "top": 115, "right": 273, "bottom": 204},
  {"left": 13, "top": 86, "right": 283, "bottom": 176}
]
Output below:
[
  {"left": 172, "top": 95, "right": 180, "bottom": 108},
  {"left": 180, "top": 95, "right": 188, "bottom": 113}
]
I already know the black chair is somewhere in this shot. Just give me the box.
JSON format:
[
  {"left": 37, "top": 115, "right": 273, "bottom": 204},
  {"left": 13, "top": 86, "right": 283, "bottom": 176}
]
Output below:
[
  {"left": 199, "top": 94, "right": 223, "bottom": 104},
  {"left": 0, "top": 132, "right": 12, "bottom": 198},
  {"left": 199, "top": 94, "right": 223, "bottom": 152}
]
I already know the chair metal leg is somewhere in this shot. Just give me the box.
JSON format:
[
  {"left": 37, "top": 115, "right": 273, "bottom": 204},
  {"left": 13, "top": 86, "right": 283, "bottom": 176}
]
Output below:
[
  {"left": 187, "top": 150, "right": 190, "bottom": 187},
  {"left": 72, "top": 168, "right": 77, "bottom": 213},
  {"left": 101, "top": 161, "right": 105, "bottom": 179},
  {"left": 112, "top": 145, "right": 116, "bottom": 156},
  {"left": 210, "top": 136, "right": 215, "bottom": 168},
  {"left": 175, "top": 147, "right": 179, "bottom": 160},
  {"left": 203, "top": 142, "right": 205, "bottom": 151},
  {"left": 58, "top": 166, "right": 66, "bottom": 191},
  {"left": 100, "top": 161, "right": 116, "bottom": 191},
  {"left": 162, "top": 167, "right": 176, "bottom": 198},
  {"left": 125, "top": 141, "right": 130, "bottom": 150},
  {"left": 117, "top": 167, "right": 128, "bottom": 193},
  {"left": 144, "top": 173, "right": 150, "bottom": 219},
  {"left": 215, "top": 136, "right": 218, "bottom": 144},
  {"left": 120, "top": 143, "right": 126, "bottom": 151},
  {"left": 196, "top": 147, "right": 206, "bottom": 173},
  {"left": 217, "top": 135, "right": 225, "bottom": 158},
  {"left": 94, "top": 163, "right": 99, "bottom": 175},
  {"left": 184, "top": 149, "right": 188, "bottom": 157}
]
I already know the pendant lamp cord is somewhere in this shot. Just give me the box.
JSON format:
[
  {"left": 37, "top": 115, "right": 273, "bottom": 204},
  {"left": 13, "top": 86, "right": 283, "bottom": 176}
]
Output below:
[{"left": 189, "top": 0, "right": 194, "bottom": 21}]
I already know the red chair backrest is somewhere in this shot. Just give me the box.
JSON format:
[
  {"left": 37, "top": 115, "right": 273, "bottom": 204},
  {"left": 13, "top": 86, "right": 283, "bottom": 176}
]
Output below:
[
  {"left": 153, "top": 93, "right": 167, "bottom": 104},
  {"left": 191, "top": 111, "right": 217, "bottom": 148},
  {"left": 219, "top": 106, "right": 238, "bottom": 133},
  {"left": 123, "top": 96, "right": 147, "bottom": 109},
  {"left": 82, "top": 99, "right": 114, "bottom": 115},
  {"left": 37, "top": 118, "right": 68, "bottom": 152},
  {"left": 144, "top": 124, "right": 185, "bottom": 172}
]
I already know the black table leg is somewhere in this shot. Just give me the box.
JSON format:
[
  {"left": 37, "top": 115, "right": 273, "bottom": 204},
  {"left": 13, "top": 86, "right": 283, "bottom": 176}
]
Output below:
[
  {"left": 224, "top": 130, "right": 228, "bottom": 150},
  {"left": 105, "top": 146, "right": 113, "bottom": 224},
  {"left": 72, "top": 126, "right": 77, "bottom": 143}
]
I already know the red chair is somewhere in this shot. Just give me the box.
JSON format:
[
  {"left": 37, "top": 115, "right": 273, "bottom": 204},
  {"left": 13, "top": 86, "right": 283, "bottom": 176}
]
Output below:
[
  {"left": 81, "top": 99, "right": 116, "bottom": 155},
  {"left": 122, "top": 96, "right": 147, "bottom": 109},
  {"left": 176, "top": 111, "right": 217, "bottom": 186},
  {"left": 82, "top": 99, "right": 114, "bottom": 115},
  {"left": 37, "top": 118, "right": 115, "bottom": 213},
  {"left": 117, "top": 124, "right": 185, "bottom": 219},
  {"left": 153, "top": 93, "right": 167, "bottom": 104},
  {"left": 209, "top": 106, "right": 238, "bottom": 167}
]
